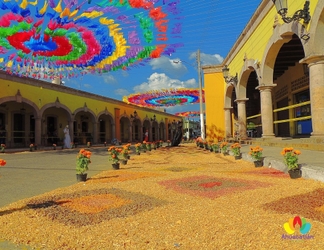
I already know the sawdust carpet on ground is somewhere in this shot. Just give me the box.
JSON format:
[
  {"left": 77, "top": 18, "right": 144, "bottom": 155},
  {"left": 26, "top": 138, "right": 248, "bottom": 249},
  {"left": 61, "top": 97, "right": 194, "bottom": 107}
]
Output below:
[{"left": 0, "top": 144, "right": 324, "bottom": 249}]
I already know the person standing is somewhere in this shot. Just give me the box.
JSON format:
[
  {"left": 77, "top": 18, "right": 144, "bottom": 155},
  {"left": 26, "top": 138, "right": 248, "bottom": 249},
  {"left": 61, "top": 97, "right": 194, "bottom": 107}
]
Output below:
[
  {"left": 63, "top": 125, "right": 71, "bottom": 148},
  {"left": 144, "top": 129, "right": 149, "bottom": 142}
]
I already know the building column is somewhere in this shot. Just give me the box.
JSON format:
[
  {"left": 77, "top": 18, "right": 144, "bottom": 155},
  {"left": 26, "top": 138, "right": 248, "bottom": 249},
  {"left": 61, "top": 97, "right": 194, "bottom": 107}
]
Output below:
[
  {"left": 68, "top": 120, "right": 74, "bottom": 145},
  {"left": 92, "top": 122, "right": 98, "bottom": 144},
  {"left": 112, "top": 123, "right": 116, "bottom": 141},
  {"left": 35, "top": 117, "right": 41, "bottom": 146},
  {"left": 114, "top": 108, "right": 120, "bottom": 141},
  {"left": 165, "top": 118, "right": 169, "bottom": 140},
  {"left": 301, "top": 55, "right": 324, "bottom": 138},
  {"left": 155, "top": 125, "right": 159, "bottom": 141},
  {"left": 149, "top": 124, "right": 153, "bottom": 142},
  {"left": 129, "top": 123, "right": 132, "bottom": 143},
  {"left": 130, "top": 122, "right": 134, "bottom": 142},
  {"left": 257, "top": 85, "right": 276, "bottom": 138},
  {"left": 224, "top": 107, "right": 232, "bottom": 138},
  {"left": 139, "top": 125, "right": 143, "bottom": 142},
  {"left": 235, "top": 98, "right": 249, "bottom": 139}
]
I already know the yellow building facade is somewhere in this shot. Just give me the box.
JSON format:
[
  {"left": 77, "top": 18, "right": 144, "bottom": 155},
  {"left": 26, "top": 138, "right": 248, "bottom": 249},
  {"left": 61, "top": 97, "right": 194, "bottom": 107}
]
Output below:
[
  {"left": 203, "top": 0, "right": 324, "bottom": 141},
  {"left": 0, "top": 72, "right": 181, "bottom": 148}
]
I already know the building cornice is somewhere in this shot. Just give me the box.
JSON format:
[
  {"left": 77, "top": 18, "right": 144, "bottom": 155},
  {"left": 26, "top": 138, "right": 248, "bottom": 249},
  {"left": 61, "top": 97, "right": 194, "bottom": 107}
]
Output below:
[
  {"left": 202, "top": 65, "right": 223, "bottom": 74},
  {"left": 223, "top": 0, "right": 273, "bottom": 65},
  {"left": 0, "top": 71, "right": 179, "bottom": 118}
]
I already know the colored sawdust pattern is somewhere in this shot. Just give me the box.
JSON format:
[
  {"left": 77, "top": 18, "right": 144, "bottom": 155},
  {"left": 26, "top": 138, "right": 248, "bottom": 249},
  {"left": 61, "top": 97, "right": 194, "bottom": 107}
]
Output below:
[
  {"left": 88, "top": 171, "right": 161, "bottom": 183},
  {"left": 57, "top": 194, "right": 132, "bottom": 214},
  {"left": 1, "top": 144, "right": 324, "bottom": 249},
  {"left": 159, "top": 175, "right": 271, "bottom": 199},
  {"left": 164, "top": 167, "right": 193, "bottom": 172},
  {"left": 25, "top": 188, "right": 166, "bottom": 227},
  {"left": 264, "top": 188, "right": 324, "bottom": 223},
  {"left": 245, "top": 168, "right": 289, "bottom": 178}
]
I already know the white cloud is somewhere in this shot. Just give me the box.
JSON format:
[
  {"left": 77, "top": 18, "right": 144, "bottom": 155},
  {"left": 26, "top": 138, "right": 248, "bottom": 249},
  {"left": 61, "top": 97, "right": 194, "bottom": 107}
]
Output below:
[
  {"left": 133, "top": 73, "right": 197, "bottom": 93},
  {"left": 149, "top": 56, "right": 188, "bottom": 76},
  {"left": 114, "top": 88, "right": 129, "bottom": 96},
  {"left": 189, "top": 52, "right": 224, "bottom": 66},
  {"left": 83, "top": 84, "right": 92, "bottom": 88},
  {"left": 103, "top": 74, "right": 117, "bottom": 84}
]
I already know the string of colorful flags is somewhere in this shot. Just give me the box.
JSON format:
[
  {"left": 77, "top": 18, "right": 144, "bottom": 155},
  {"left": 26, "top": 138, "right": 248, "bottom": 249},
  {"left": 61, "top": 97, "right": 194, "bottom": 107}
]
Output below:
[
  {"left": 0, "top": 0, "right": 183, "bottom": 80},
  {"left": 123, "top": 88, "right": 205, "bottom": 107}
]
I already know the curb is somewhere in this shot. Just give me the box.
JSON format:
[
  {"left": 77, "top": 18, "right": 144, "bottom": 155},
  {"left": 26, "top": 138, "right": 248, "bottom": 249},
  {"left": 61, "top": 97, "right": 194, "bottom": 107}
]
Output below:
[{"left": 239, "top": 152, "right": 324, "bottom": 183}]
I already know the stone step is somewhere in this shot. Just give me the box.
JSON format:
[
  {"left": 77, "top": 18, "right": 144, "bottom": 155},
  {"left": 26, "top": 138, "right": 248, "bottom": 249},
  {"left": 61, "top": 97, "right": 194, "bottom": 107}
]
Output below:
[{"left": 241, "top": 138, "right": 324, "bottom": 151}]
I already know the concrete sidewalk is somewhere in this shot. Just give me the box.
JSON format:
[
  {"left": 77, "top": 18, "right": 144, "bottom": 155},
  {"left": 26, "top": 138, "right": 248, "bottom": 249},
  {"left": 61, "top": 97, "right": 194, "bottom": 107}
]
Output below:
[
  {"left": 0, "top": 147, "right": 114, "bottom": 208},
  {"left": 238, "top": 144, "right": 324, "bottom": 183}
]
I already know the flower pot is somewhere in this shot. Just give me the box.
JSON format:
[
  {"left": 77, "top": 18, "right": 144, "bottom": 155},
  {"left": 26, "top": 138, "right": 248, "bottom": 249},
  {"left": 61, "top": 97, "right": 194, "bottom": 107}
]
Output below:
[
  {"left": 121, "top": 159, "right": 128, "bottom": 165},
  {"left": 76, "top": 173, "right": 87, "bottom": 182},
  {"left": 136, "top": 152, "right": 140, "bottom": 155},
  {"left": 112, "top": 163, "right": 120, "bottom": 170},
  {"left": 234, "top": 155, "right": 241, "bottom": 160},
  {"left": 209, "top": 149, "right": 213, "bottom": 152},
  {"left": 254, "top": 160, "right": 263, "bottom": 167},
  {"left": 288, "top": 169, "right": 302, "bottom": 179},
  {"left": 222, "top": 152, "right": 228, "bottom": 156},
  {"left": 127, "top": 155, "right": 130, "bottom": 159}
]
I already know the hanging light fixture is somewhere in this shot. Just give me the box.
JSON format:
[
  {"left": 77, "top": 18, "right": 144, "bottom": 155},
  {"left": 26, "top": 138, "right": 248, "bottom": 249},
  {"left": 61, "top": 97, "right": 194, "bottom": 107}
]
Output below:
[
  {"left": 222, "top": 65, "right": 238, "bottom": 85},
  {"left": 272, "top": 0, "right": 311, "bottom": 24}
]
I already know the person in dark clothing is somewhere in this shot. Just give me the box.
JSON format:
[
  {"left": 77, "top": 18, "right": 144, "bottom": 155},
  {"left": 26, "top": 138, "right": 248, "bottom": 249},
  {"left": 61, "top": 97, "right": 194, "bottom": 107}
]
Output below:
[{"left": 171, "top": 121, "right": 183, "bottom": 146}]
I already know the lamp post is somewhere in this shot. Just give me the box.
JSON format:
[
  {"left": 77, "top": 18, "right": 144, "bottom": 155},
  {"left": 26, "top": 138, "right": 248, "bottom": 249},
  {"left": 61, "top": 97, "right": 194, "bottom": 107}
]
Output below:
[
  {"left": 130, "top": 110, "right": 137, "bottom": 122},
  {"left": 172, "top": 49, "right": 205, "bottom": 140},
  {"left": 187, "top": 116, "right": 190, "bottom": 141},
  {"left": 222, "top": 65, "right": 238, "bottom": 85},
  {"left": 272, "top": 0, "right": 311, "bottom": 24},
  {"left": 197, "top": 49, "right": 205, "bottom": 140}
]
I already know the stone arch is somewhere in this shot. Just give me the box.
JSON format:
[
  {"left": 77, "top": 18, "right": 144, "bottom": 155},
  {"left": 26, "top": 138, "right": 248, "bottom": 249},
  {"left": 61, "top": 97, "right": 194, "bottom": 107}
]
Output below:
[
  {"left": 73, "top": 107, "right": 96, "bottom": 123},
  {"left": 237, "top": 59, "right": 259, "bottom": 100},
  {"left": 97, "top": 110, "right": 114, "bottom": 123},
  {"left": 159, "top": 121, "right": 166, "bottom": 141},
  {"left": 305, "top": 1, "right": 324, "bottom": 56},
  {"left": 120, "top": 115, "right": 131, "bottom": 143},
  {"left": 97, "top": 110, "right": 114, "bottom": 143},
  {"left": 40, "top": 102, "right": 72, "bottom": 121},
  {"left": 261, "top": 22, "right": 306, "bottom": 85},
  {"left": 0, "top": 96, "right": 40, "bottom": 147},
  {"left": 0, "top": 96, "right": 40, "bottom": 118},
  {"left": 224, "top": 84, "right": 235, "bottom": 109}
]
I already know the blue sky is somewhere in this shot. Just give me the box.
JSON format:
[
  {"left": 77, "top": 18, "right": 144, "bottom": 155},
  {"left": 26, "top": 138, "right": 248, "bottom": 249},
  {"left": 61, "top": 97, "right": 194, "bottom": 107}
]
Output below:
[{"left": 0, "top": 0, "right": 263, "bottom": 115}]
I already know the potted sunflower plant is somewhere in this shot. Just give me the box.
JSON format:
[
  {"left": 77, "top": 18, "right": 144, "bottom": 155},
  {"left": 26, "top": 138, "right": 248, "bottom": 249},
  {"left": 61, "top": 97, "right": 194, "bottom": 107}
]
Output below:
[
  {"left": 76, "top": 149, "right": 92, "bottom": 182},
  {"left": 249, "top": 146, "right": 263, "bottom": 167},
  {"left": 211, "top": 143, "right": 220, "bottom": 153},
  {"left": 108, "top": 146, "right": 121, "bottom": 169},
  {"left": 231, "top": 143, "right": 241, "bottom": 160},
  {"left": 135, "top": 143, "right": 142, "bottom": 155},
  {"left": 220, "top": 141, "right": 229, "bottom": 155},
  {"left": 124, "top": 143, "right": 131, "bottom": 159},
  {"left": 146, "top": 142, "right": 152, "bottom": 151},
  {"left": 120, "top": 146, "right": 129, "bottom": 165},
  {"left": 281, "top": 147, "right": 302, "bottom": 179},
  {"left": 142, "top": 141, "right": 147, "bottom": 152}
]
